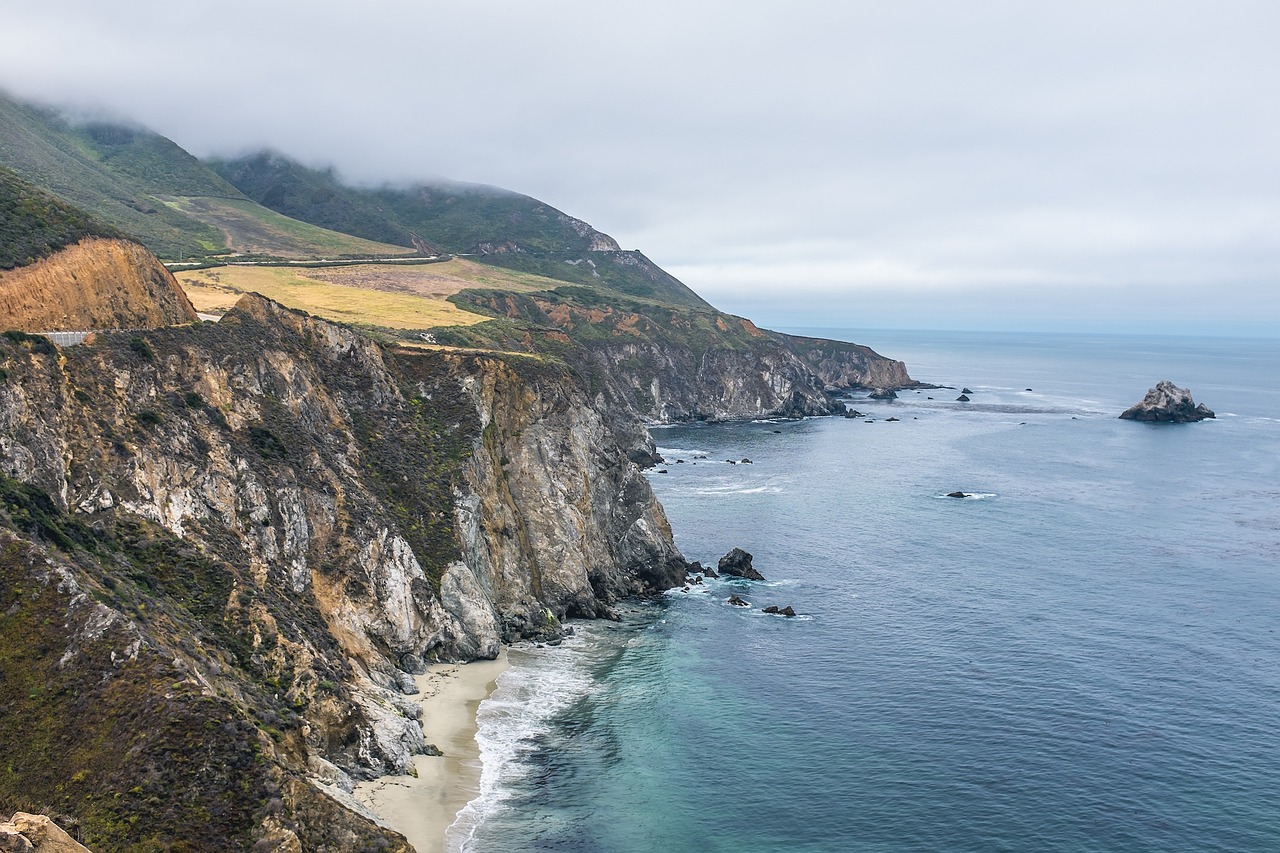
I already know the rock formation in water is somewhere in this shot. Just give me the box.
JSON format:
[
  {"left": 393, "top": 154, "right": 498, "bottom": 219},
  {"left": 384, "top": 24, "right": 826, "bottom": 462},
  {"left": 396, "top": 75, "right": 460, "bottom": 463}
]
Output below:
[
  {"left": 717, "top": 547, "right": 765, "bottom": 581},
  {"left": 1119, "top": 381, "right": 1215, "bottom": 422}
]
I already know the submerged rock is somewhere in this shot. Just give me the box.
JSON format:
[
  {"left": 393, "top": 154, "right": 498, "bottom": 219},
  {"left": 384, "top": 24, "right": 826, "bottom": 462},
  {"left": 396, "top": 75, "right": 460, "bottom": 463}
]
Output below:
[
  {"left": 718, "top": 547, "right": 765, "bottom": 581},
  {"left": 1119, "top": 381, "right": 1215, "bottom": 423}
]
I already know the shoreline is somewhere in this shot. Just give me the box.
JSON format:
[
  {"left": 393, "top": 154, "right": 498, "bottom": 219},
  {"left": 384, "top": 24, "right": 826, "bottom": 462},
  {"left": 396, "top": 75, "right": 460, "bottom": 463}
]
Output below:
[{"left": 354, "top": 648, "right": 510, "bottom": 853}]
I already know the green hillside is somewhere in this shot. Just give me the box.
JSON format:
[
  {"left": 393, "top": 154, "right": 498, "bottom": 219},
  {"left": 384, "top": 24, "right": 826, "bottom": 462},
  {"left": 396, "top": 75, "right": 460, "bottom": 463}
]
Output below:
[
  {"left": 210, "top": 152, "right": 713, "bottom": 310},
  {"left": 0, "top": 165, "right": 121, "bottom": 269},
  {"left": 0, "top": 91, "right": 233, "bottom": 258},
  {"left": 0, "top": 92, "right": 417, "bottom": 261}
]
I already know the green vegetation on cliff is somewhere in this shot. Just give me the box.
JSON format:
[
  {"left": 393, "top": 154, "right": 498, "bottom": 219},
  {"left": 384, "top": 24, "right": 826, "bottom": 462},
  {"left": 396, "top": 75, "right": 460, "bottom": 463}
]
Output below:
[{"left": 0, "top": 166, "right": 121, "bottom": 269}]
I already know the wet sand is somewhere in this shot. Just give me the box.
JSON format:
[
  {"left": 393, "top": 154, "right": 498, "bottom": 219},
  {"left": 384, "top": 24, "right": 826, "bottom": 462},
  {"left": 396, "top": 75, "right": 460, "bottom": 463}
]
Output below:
[{"left": 354, "top": 649, "right": 509, "bottom": 853}]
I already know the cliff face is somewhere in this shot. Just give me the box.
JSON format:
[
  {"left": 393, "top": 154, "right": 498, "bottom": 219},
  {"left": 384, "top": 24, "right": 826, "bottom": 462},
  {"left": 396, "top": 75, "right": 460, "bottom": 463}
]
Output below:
[
  {"left": 0, "top": 237, "right": 197, "bottom": 331},
  {"left": 445, "top": 289, "right": 918, "bottom": 433},
  {"left": 0, "top": 295, "right": 687, "bottom": 849}
]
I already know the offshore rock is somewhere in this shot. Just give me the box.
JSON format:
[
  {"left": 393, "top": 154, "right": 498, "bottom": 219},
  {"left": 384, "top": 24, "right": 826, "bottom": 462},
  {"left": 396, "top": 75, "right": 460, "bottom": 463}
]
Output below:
[
  {"left": 1119, "top": 381, "right": 1215, "bottom": 422},
  {"left": 718, "top": 547, "right": 765, "bottom": 581},
  {"left": 868, "top": 389, "right": 898, "bottom": 400}
]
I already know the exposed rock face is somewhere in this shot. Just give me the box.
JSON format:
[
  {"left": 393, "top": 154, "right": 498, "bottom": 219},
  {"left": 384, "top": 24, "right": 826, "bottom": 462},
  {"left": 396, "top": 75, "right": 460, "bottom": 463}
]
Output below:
[
  {"left": 1119, "top": 381, "right": 1215, "bottom": 422},
  {"left": 448, "top": 291, "right": 916, "bottom": 430},
  {"left": 0, "top": 814, "right": 91, "bottom": 853},
  {"left": 595, "top": 331, "right": 916, "bottom": 425},
  {"left": 0, "top": 238, "right": 197, "bottom": 331},
  {"left": 0, "top": 293, "right": 687, "bottom": 848},
  {"left": 718, "top": 547, "right": 765, "bottom": 581}
]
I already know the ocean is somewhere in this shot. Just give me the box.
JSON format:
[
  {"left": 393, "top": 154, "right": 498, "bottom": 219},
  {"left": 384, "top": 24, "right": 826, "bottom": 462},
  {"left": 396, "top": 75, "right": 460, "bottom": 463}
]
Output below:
[{"left": 450, "top": 330, "right": 1280, "bottom": 853}]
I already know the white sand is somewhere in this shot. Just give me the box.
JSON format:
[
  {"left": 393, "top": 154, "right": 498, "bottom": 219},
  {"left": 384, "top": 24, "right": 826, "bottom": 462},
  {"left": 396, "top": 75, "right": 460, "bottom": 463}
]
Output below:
[{"left": 354, "top": 648, "right": 509, "bottom": 853}]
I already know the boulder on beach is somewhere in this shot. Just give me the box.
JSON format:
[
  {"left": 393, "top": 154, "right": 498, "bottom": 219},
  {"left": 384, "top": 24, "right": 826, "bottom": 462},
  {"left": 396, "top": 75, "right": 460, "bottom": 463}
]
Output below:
[
  {"left": 1119, "top": 381, "right": 1215, "bottom": 423},
  {"left": 718, "top": 547, "right": 766, "bottom": 581}
]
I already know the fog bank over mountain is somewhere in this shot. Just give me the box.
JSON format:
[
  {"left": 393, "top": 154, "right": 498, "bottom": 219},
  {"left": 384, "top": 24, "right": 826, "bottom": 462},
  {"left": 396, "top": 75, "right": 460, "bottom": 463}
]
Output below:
[{"left": 3, "top": 0, "right": 1277, "bottom": 334}]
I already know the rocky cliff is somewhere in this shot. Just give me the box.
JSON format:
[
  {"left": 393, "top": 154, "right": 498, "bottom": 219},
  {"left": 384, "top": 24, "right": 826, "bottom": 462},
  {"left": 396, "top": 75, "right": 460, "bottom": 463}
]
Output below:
[
  {"left": 441, "top": 288, "right": 916, "bottom": 434},
  {"left": 0, "top": 237, "right": 197, "bottom": 331},
  {"left": 0, "top": 294, "right": 687, "bottom": 850}
]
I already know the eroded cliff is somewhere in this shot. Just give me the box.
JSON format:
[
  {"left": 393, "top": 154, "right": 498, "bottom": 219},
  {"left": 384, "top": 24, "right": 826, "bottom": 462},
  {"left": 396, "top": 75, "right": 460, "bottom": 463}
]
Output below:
[
  {"left": 0, "top": 237, "right": 197, "bottom": 331},
  {"left": 442, "top": 288, "right": 916, "bottom": 432},
  {"left": 0, "top": 295, "right": 687, "bottom": 850}
]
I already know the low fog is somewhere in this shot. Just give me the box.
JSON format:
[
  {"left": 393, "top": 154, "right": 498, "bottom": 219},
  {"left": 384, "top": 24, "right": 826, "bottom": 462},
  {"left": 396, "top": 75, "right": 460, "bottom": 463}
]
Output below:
[{"left": 2, "top": 0, "right": 1277, "bottom": 334}]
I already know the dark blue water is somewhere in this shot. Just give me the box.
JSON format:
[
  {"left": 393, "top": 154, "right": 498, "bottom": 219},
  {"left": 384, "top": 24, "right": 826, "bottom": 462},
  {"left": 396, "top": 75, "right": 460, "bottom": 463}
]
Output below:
[{"left": 454, "top": 331, "right": 1280, "bottom": 853}]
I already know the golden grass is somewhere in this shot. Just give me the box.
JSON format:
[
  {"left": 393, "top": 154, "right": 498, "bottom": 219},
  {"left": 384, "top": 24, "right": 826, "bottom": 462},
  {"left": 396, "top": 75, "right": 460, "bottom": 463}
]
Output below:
[
  {"left": 303, "top": 258, "right": 572, "bottom": 297},
  {"left": 175, "top": 265, "right": 490, "bottom": 329}
]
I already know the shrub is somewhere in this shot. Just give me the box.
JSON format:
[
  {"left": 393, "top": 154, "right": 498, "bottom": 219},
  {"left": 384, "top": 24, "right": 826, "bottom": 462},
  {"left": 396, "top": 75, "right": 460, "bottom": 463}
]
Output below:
[
  {"left": 128, "top": 337, "right": 154, "bottom": 361},
  {"left": 248, "top": 426, "right": 286, "bottom": 460}
]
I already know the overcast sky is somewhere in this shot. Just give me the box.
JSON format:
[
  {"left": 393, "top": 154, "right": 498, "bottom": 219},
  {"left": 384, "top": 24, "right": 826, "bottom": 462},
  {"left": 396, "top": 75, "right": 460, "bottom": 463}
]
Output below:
[{"left": 2, "top": 0, "right": 1277, "bottom": 334}]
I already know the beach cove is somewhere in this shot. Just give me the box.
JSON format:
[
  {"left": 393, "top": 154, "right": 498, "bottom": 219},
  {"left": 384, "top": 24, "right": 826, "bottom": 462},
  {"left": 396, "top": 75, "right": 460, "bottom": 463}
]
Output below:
[{"left": 354, "top": 650, "right": 509, "bottom": 853}]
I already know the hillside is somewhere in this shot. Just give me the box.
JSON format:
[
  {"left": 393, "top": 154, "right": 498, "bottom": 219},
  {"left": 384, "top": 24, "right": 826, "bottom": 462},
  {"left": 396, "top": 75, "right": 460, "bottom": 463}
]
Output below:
[
  {"left": 0, "top": 165, "right": 121, "bottom": 269},
  {"left": 0, "top": 169, "right": 197, "bottom": 330},
  {"left": 210, "top": 151, "right": 713, "bottom": 309},
  {"left": 0, "top": 92, "right": 416, "bottom": 261},
  {"left": 0, "top": 91, "right": 232, "bottom": 258}
]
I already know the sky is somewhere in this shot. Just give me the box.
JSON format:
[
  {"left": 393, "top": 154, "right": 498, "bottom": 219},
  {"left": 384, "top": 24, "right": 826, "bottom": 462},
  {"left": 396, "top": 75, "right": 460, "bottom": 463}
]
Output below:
[{"left": 2, "top": 0, "right": 1277, "bottom": 335}]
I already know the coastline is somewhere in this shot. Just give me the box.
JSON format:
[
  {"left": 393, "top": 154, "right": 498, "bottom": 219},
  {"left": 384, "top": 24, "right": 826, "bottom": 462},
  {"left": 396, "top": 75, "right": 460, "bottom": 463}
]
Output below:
[{"left": 353, "top": 648, "right": 510, "bottom": 853}]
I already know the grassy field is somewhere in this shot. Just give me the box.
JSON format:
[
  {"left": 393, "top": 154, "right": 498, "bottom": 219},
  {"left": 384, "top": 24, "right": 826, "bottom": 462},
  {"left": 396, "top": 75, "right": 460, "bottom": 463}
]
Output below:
[
  {"left": 176, "top": 258, "right": 570, "bottom": 327},
  {"left": 176, "top": 265, "right": 493, "bottom": 329},
  {"left": 164, "top": 197, "right": 413, "bottom": 259}
]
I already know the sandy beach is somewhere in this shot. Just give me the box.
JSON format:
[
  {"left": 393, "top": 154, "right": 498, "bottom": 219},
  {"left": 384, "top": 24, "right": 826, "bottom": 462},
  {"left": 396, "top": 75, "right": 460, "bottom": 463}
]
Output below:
[{"left": 354, "top": 648, "right": 509, "bottom": 853}]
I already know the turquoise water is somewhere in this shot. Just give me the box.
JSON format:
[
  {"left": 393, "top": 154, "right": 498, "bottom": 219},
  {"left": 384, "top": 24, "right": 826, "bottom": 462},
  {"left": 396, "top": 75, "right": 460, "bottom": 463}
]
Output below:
[{"left": 453, "top": 331, "right": 1280, "bottom": 853}]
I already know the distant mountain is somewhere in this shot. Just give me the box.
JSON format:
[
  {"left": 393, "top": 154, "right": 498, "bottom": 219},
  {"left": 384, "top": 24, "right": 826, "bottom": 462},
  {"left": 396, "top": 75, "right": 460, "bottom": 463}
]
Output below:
[
  {"left": 211, "top": 152, "right": 713, "bottom": 310},
  {"left": 0, "top": 92, "right": 412, "bottom": 261}
]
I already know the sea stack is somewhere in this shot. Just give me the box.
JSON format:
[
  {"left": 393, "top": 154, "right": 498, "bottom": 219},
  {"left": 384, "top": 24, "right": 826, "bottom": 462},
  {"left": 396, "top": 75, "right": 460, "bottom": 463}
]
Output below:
[
  {"left": 718, "top": 548, "right": 766, "bottom": 581},
  {"left": 1119, "top": 381, "right": 1215, "bottom": 422}
]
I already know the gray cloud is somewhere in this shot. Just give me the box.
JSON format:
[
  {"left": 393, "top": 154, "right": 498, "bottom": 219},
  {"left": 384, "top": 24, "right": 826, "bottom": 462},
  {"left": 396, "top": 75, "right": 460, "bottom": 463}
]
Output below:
[{"left": 2, "top": 0, "right": 1277, "bottom": 333}]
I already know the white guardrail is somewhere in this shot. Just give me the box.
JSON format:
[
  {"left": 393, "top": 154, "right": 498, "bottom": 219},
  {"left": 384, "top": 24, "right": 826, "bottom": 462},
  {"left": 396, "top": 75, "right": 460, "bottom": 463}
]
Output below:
[{"left": 35, "top": 331, "right": 92, "bottom": 346}]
